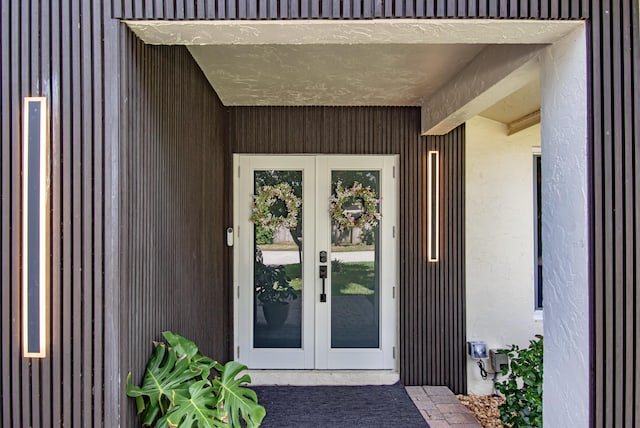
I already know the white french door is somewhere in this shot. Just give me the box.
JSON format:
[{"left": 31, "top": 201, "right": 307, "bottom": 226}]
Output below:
[{"left": 233, "top": 155, "right": 397, "bottom": 370}]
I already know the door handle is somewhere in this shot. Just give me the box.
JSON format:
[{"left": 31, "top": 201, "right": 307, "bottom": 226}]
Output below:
[{"left": 319, "top": 265, "right": 327, "bottom": 302}]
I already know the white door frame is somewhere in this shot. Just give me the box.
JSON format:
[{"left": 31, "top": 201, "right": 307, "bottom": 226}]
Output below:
[
  {"left": 314, "top": 156, "right": 397, "bottom": 369},
  {"left": 233, "top": 155, "right": 316, "bottom": 369},
  {"left": 233, "top": 154, "right": 398, "bottom": 371}
]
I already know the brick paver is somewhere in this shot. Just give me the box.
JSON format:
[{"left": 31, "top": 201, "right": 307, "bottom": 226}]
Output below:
[
  {"left": 431, "top": 395, "right": 462, "bottom": 404},
  {"left": 405, "top": 386, "right": 482, "bottom": 428}
]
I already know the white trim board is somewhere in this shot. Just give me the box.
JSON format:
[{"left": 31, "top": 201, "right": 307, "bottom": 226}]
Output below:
[{"left": 245, "top": 370, "right": 399, "bottom": 386}]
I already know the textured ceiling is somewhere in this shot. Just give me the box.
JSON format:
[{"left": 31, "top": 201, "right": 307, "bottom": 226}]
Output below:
[
  {"left": 127, "top": 20, "right": 582, "bottom": 46},
  {"left": 188, "top": 44, "right": 487, "bottom": 106}
]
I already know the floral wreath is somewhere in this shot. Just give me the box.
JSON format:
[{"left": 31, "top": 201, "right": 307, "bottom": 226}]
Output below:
[
  {"left": 251, "top": 183, "right": 302, "bottom": 231},
  {"left": 329, "top": 180, "right": 381, "bottom": 232}
]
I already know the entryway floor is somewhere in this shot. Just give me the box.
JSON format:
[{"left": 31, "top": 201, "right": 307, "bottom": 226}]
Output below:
[
  {"left": 405, "top": 386, "right": 482, "bottom": 427},
  {"left": 251, "top": 383, "right": 482, "bottom": 427}
]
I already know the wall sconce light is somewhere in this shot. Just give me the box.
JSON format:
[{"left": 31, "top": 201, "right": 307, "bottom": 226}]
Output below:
[
  {"left": 22, "top": 97, "right": 49, "bottom": 358},
  {"left": 427, "top": 150, "right": 439, "bottom": 262}
]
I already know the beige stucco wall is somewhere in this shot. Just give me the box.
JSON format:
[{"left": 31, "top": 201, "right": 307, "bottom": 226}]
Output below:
[{"left": 465, "top": 115, "right": 544, "bottom": 395}]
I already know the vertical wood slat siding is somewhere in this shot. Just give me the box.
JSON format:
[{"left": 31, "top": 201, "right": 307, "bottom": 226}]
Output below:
[
  {"left": 229, "top": 106, "right": 466, "bottom": 392},
  {"left": 590, "top": 1, "right": 640, "bottom": 427},
  {"left": 120, "top": 30, "right": 231, "bottom": 427},
  {"left": 0, "top": 0, "right": 111, "bottom": 426},
  {"left": 1, "top": 0, "right": 638, "bottom": 426},
  {"left": 113, "top": 0, "right": 588, "bottom": 18}
]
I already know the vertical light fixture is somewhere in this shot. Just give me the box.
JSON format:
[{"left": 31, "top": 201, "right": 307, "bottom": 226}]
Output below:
[
  {"left": 22, "top": 97, "right": 49, "bottom": 358},
  {"left": 427, "top": 150, "right": 439, "bottom": 262}
]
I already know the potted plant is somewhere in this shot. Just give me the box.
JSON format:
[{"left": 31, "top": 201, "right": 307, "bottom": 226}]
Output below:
[{"left": 254, "top": 260, "right": 298, "bottom": 328}]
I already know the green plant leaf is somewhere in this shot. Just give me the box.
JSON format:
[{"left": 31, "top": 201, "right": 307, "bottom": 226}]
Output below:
[
  {"left": 162, "top": 331, "right": 217, "bottom": 382},
  {"left": 127, "top": 332, "right": 265, "bottom": 428},
  {"left": 163, "top": 331, "right": 199, "bottom": 359},
  {"left": 163, "top": 380, "right": 227, "bottom": 428},
  {"left": 213, "top": 361, "right": 266, "bottom": 428},
  {"left": 126, "top": 342, "right": 204, "bottom": 426},
  {"left": 192, "top": 354, "right": 217, "bottom": 381}
]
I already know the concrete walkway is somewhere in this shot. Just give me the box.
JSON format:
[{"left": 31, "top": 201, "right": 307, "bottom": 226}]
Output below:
[{"left": 405, "top": 386, "right": 482, "bottom": 428}]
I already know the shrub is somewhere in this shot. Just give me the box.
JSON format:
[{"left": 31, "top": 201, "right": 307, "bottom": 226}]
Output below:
[
  {"left": 255, "top": 226, "right": 273, "bottom": 245},
  {"left": 495, "top": 335, "right": 543, "bottom": 427},
  {"left": 360, "top": 228, "right": 375, "bottom": 245}
]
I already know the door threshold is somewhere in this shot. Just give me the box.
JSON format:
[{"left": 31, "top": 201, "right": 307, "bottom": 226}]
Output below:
[{"left": 244, "top": 370, "right": 400, "bottom": 386}]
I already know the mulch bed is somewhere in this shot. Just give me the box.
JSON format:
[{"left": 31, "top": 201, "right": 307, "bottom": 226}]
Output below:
[{"left": 456, "top": 395, "right": 505, "bottom": 428}]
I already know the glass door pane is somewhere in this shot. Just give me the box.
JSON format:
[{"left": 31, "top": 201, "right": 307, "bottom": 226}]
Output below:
[
  {"left": 330, "top": 170, "right": 380, "bottom": 349},
  {"left": 253, "top": 170, "right": 303, "bottom": 348}
]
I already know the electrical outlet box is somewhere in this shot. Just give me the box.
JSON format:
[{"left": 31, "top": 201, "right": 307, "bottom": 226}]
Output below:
[
  {"left": 467, "top": 341, "right": 488, "bottom": 359},
  {"left": 490, "top": 349, "right": 509, "bottom": 372}
]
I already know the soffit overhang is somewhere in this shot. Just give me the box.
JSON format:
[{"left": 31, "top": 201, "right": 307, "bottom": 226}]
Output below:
[{"left": 125, "top": 19, "right": 582, "bottom": 133}]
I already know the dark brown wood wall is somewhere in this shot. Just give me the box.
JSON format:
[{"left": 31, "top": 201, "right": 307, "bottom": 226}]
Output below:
[
  {"left": 229, "top": 106, "right": 466, "bottom": 392},
  {"left": 112, "top": 0, "right": 589, "bottom": 19},
  {"left": 590, "top": 2, "right": 640, "bottom": 427},
  {"left": 120, "top": 30, "right": 231, "bottom": 425},
  {"left": 0, "top": 0, "right": 121, "bottom": 426}
]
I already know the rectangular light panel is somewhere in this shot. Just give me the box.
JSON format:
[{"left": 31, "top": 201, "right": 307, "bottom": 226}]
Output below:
[
  {"left": 22, "top": 97, "right": 49, "bottom": 358},
  {"left": 427, "top": 150, "right": 439, "bottom": 263}
]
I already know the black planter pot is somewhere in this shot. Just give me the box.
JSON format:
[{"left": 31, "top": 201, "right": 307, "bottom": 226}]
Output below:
[{"left": 262, "top": 302, "right": 290, "bottom": 328}]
